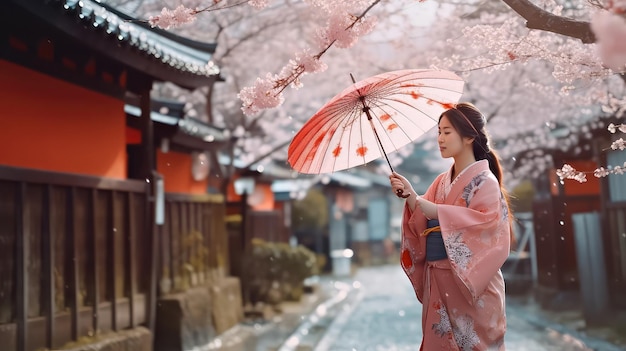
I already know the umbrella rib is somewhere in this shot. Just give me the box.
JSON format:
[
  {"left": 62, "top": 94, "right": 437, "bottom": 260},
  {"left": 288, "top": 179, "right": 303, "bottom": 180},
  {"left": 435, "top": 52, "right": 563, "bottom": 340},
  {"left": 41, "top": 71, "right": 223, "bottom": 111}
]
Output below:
[
  {"left": 367, "top": 100, "right": 430, "bottom": 152},
  {"left": 303, "top": 99, "right": 363, "bottom": 173},
  {"left": 345, "top": 105, "right": 365, "bottom": 171},
  {"left": 320, "top": 106, "right": 358, "bottom": 173},
  {"left": 371, "top": 96, "right": 440, "bottom": 130},
  {"left": 289, "top": 95, "right": 360, "bottom": 158},
  {"left": 368, "top": 74, "right": 464, "bottom": 99}
]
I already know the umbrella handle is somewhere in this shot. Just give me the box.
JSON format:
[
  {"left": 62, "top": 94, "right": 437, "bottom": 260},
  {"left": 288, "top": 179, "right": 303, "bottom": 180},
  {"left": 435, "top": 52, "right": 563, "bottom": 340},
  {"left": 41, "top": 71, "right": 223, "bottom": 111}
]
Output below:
[{"left": 396, "top": 189, "right": 410, "bottom": 199}]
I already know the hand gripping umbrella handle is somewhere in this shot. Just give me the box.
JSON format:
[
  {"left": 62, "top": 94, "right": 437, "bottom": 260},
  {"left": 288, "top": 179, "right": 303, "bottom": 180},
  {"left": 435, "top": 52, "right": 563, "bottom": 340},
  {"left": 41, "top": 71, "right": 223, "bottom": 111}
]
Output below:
[{"left": 396, "top": 189, "right": 410, "bottom": 198}]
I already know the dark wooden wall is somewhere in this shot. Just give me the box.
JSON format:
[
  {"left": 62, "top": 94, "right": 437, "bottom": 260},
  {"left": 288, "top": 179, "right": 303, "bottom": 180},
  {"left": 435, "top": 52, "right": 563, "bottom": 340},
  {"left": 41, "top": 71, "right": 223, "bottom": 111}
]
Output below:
[
  {"left": 0, "top": 166, "right": 151, "bottom": 351},
  {"left": 605, "top": 203, "right": 626, "bottom": 307},
  {"left": 0, "top": 165, "right": 248, "bottom": 351},
  {"left": 532, "top": 195, "right": 601, "bottom": 291}
]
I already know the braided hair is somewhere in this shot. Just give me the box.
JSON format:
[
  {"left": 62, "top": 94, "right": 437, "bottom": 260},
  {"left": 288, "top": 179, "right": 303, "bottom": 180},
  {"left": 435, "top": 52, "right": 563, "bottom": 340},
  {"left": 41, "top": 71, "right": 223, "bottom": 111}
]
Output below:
[{"left": 439, "top": 102, "right": 515, "bottom": 248}]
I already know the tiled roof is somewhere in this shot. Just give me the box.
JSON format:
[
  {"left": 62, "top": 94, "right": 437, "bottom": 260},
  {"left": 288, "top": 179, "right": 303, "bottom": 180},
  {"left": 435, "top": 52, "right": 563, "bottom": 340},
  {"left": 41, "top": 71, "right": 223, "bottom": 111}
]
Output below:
[
  {"left": 14, "top": 0, "right": 220, "bottom": 84},
  {"left": 67, "top": 0, "right": 219, "bottom": 77},
  {"left": 125, "top": 104, "right": 228, "bottom": 144}
]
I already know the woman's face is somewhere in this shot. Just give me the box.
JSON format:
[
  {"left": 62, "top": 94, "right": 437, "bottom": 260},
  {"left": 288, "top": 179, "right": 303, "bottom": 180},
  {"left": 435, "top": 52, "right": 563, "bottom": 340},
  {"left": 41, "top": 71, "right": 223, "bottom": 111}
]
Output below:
[{"left": 438, "top": 114, "right": 471, "bottom": 159}]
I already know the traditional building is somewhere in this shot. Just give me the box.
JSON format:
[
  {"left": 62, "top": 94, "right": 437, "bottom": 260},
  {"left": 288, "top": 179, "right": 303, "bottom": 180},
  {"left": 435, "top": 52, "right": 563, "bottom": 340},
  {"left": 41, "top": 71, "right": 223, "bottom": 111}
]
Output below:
[
  {"left": 0, "top": 1, "right": 235, "bottom": 350},
  {"left": 507, "top": 113, "right": 626, "bottom": 323}
]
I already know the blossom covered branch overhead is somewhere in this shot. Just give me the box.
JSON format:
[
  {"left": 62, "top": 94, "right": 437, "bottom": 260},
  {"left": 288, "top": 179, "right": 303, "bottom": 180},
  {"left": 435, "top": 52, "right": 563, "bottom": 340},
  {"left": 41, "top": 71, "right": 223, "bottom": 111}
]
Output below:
[{"left": 146, "top": 0, "right": 626, "bottom": 117}]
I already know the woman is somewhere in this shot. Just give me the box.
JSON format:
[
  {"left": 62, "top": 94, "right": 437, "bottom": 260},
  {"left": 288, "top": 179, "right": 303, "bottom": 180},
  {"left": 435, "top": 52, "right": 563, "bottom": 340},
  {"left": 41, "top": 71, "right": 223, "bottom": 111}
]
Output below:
[{"left": 389, "top": 102, "right": 513, "bottom": 350}]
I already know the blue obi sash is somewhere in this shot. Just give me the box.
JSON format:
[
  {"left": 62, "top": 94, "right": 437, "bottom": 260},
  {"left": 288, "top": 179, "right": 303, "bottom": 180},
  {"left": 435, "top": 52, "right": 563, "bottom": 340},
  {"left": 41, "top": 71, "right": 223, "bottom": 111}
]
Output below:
[{"left": 425, "top": 219, "right": 447, "bottom": 261}]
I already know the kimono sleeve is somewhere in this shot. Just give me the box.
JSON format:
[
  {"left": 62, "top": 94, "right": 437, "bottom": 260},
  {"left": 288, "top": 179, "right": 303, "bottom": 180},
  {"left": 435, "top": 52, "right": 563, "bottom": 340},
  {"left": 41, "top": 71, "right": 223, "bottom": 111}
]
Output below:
[
  {"left": 400, "top": 174, "right": 443, "bottom": 303},
  {"left": 437, "top": 174, "right": 510, "bottom": 305}
]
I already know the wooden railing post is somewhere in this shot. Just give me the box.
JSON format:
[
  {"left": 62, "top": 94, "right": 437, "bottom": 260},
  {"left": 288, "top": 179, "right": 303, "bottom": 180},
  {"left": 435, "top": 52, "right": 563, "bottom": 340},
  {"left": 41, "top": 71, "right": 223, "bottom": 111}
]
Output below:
[
  {"left": 68, "top": 187, "right": 80, "bottom": 341},
  {"left": 42, "top": 185, "right": 54, "bottom": 348},
  {"left": 127, "top": 192, "right": 137, "bottom": 328},
  {"left": 90, "top": 188, "right": 99, "bottom": 334},
  {"left": 16, "top": 182, "right": 28, "bottom": 351},
  {"left": 109, "top": 190, "right": 118, "bottom": 331},
  {"left": 145, "top": 179, "right": 157, "bottom": 334}
]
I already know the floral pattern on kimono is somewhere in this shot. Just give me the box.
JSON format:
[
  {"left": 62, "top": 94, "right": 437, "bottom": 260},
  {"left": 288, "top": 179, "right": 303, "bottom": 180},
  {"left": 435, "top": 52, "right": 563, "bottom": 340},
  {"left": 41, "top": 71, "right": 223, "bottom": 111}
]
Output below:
[
  {"left": 432, "top": 302, "right": 452, "bottom": 337},
  {"left": 400, "top": 160, "right": 510, "bottom": 350},
  {"left": 460, "top": 173, "right": 487, "bottom": 207},
  {"left": 452, "top": 315, "right": 480, "bottom": 351},
  {"left": 444, "top": 232, "right": 472, "bottom": 271}
]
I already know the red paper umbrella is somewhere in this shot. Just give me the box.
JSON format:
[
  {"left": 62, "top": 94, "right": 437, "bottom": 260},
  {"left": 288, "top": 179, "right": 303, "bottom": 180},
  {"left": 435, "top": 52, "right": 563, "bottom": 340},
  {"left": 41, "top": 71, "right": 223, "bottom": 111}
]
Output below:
[{"left": 288, "top": 69, "right": 465, "bottom": 177}]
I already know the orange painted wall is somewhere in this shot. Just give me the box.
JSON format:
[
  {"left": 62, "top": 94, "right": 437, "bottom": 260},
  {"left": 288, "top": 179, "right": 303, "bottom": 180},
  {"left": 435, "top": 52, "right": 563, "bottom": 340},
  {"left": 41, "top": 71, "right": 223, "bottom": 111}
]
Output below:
[
  {"left": 0, "top": 60, "right": 126, "bottom": 178},
  {"left": 226, "top": 177, "right": 275, "bottom": 210},
  {"left": 157, "top": 150, "right": 208, "bottom": 194},
  {"left": 248, "top": 183, "right": 275, "bottom": 211}
]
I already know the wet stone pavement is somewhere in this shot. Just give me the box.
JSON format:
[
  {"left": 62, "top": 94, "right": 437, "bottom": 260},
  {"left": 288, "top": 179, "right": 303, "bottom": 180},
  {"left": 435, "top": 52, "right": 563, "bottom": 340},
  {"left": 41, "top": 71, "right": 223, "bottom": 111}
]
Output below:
[
  {"left": 311, "top": 265, "right": 625, "bottom": 351},
  {"left": 212, "top": 265, "right": 626, "bottom": 351}
]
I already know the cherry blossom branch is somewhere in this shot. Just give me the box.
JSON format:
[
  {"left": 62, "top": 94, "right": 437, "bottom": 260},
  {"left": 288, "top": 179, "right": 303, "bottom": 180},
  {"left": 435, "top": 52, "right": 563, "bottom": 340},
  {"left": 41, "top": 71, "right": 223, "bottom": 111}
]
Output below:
[
  {"left": 502, "top": 0, "right": 626, "bottom": 73},
  {"left": 556, "top": 123, "right": 626, "bottom": 183},
  {"left": 147, "top": 0, "right": 262, "bottom": 29},
  {"left": 238, "top": 0, "right": 381, "bottom": 116},
  {"left": 500, "top": 0, "right": 596, "bottom": 43}
]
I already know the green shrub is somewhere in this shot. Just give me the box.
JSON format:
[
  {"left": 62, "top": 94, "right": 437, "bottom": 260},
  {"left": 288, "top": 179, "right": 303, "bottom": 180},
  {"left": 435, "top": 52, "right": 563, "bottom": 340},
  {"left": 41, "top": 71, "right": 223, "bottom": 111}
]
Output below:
[
  {"left": 242, "top": 239, "right": 318, "bottom": 305},
  {"left": 291, "top": 188, "right": 328, "bottom": 233}
]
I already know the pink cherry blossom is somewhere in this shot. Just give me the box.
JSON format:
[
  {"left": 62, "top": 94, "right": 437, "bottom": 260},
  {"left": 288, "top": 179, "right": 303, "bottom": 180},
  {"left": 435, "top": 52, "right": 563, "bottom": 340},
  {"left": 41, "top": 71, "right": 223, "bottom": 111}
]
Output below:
[
  {"left": 594, "top": 166, "right": 611, "bottom": 178},
  {"left": 237, "top": 74, "right": 285, "bottom": 116},
  {"left": 149, "top": 5, "right": 197, "bottom": 29},
  {"left": 590, "top": 10, "right": 626, "bottom": 71},
  {"left": 611, "top": 138, "right": 626, "bottom": 150},
  {"left": 294, "top": 50, "right": 328, "bottom": 74},
  {"left": 608, "top": 123, "right": 626, "bottom": 133},
  {"left": 316, "top": 12, "right": 377, "bottom": 49},
  {"left": 248, "top": 0, "right": 270, "bottom": 9},
  {"left": 557, "top": 164, "right": 588, "bottom": 183}
]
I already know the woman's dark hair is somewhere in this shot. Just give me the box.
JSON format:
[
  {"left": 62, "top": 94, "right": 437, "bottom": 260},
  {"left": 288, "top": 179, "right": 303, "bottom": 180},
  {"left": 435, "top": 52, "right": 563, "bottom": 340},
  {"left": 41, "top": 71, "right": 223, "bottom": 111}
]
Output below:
[
  {"left": 439, "top": 102, "right": 502, "bottom": 183},
  {"left": 439, "top": 102, "right": 515, "bottom": 248}
]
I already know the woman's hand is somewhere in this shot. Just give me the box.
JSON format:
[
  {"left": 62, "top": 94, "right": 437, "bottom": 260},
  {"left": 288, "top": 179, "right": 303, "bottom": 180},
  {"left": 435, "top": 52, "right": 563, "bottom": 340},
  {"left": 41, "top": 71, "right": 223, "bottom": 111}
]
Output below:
[
  {"left": 389, "top": 172, "right": 414, "bottom": 199},
  {"left": 389, "top": 173, "right": 438, "bottom": 219}
]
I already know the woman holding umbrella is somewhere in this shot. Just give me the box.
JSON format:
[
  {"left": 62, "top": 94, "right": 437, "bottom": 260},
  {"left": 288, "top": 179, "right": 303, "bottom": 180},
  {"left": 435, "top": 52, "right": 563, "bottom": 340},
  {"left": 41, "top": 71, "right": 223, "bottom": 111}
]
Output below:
[{"left": 389, "top": 102, "right": 513, "bottom": 350}]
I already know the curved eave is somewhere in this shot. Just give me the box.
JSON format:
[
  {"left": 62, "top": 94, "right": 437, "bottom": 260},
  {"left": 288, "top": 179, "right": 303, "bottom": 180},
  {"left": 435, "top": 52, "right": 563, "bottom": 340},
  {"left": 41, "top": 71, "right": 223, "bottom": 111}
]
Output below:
[{"left": 13, "top": 0, "right": 220, "bottom": 90}]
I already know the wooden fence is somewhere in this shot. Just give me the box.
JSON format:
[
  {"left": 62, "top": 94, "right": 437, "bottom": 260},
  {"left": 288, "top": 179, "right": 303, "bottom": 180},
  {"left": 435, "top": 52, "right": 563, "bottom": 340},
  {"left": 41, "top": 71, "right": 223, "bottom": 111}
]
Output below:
[
  {"left": 158, "top": 193, "right": 228, "bottom": 294},
  {"left": 0, "top": 165, "right": 151, "bottom": 351},
  {"left": 531, "top": 193, "right": 626, "bottom": 310},
  {"left": 531, "top": 195, "right": 600, "bottom": 291},
  {"left": 605, "top": 201, "right": 626, "bottom": 307},
  {"left": 224, "top": 202, "right": 286, "bottom": 279}
]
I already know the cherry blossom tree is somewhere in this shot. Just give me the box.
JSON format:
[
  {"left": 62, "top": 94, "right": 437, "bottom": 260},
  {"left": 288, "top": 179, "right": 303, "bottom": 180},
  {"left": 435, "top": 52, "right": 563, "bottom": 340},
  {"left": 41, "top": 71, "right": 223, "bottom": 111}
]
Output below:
[
  {"left": 105, "top": 0, "right": 417, "bottom": 194},
  {"left": 411, "top": 0, "right": 626, "bottom": 185},
  {"left": 142, "top": 0, "right": 626, "bottom": 111},
  {"left": 109, "top": 0, "right": 626, "bottom": 186}
]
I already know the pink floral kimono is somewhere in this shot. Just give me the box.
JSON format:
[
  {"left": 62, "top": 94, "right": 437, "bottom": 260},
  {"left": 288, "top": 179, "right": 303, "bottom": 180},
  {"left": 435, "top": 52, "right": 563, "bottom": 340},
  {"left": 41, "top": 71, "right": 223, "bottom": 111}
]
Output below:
[{"left": 401, "top": 160, "right": 510, "bottom": 350}]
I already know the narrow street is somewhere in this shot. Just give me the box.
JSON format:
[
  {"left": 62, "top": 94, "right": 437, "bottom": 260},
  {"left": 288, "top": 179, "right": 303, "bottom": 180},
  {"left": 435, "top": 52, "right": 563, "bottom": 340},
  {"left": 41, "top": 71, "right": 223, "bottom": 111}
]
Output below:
[{"left": 302, "top": 265, "right": 624, "bottom": 351}]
